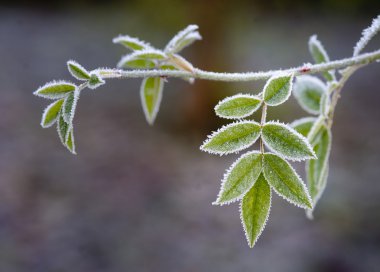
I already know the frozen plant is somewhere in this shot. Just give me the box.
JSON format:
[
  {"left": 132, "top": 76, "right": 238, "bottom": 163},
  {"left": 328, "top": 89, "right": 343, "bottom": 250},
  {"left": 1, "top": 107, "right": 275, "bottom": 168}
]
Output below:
[{"left": 34, "top": 17, "right": 380, "bottom": 248}]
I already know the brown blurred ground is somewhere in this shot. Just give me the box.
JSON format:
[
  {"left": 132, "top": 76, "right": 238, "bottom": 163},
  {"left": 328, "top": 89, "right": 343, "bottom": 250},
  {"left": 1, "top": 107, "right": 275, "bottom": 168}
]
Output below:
[{"left": 0, "top": 1, "right": 380, "bottom": 271}]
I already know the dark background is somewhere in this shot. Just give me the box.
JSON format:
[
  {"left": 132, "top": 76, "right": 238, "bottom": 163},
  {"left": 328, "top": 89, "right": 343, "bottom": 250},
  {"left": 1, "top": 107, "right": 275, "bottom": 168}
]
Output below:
[{"left": 0, "top": 1, "right": 380, "bottom": 271}]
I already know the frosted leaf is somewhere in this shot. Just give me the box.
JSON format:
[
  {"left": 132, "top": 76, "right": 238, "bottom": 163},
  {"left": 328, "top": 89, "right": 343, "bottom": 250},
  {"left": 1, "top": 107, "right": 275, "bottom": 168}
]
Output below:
[
  {"left": 34, "top": 80, "right": 76, "bottom": 100},
  {"left": 214, "top": 151, "right": 262, "bottom": 205},
  {"left": 263, "top": 153, "right": 312, "bottom": 209},
  {"left": 215, "top": 94, "right": 262, "bottom": 119},
  {"left": 41, "top": 99, "right": 64, "bottom": 128},
  {"left": 167, "top": 54, "right": 194, "bottom": 73},
  {"left": 293, "top": 75, "right": 327, "bottom": 115},
  {"left": 306, "top": 125, "right": 331, "bottom": 217},
  {"left": 290, "top": 117, "right": 316, "bottom": 137},
  {"left": 117, "top": 49, "right": 167, "bottom": 68},
  {"left": 67, "top": 60, "right": 90, "bottom": 80},
  {"left": 200, "top": 120, "right": 261, "bottom": 155},
  {"left": 165, "top": 25, "right": 200, "bottom": 54},
  {"left": 262, "top": 121, "right": 316, "bottom": 161},
  {"left": 140, "top": 77, "right": 164, "bottom": 125},
  {"left": 308, "top": 35, "right": 335, "bottom": 81},
  {"left": 62, "top": 89, "right": 80, "bottom": 124},
  {"left": 263, "top": 74, "right": 293, "bottom": 106},
  {"left": 57, "top": 113, "right": 69, "bottom": 144},
  {"left": 65, "top": 128, "right": 76, "bottom": 154},
  {"left": 320, "top": 92, "right": 330, "bottom": 117},
  {"left": 112, "top": 35, "right": 152, "bottom": 51},
  {"left": 240, "top": 174, "right": 271, "bottom": 248},
  {"left": 353, "top": 15, "right": 380, "bottom": 56},
  {"left": 88, "top": 72, "right": 105, "bottom": 90}
]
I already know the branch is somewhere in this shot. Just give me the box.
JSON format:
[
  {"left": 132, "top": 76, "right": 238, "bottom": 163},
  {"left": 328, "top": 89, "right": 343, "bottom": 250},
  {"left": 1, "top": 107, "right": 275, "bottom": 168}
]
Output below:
[{"left": 97, "top": 48, "right": 380, "bottom": 82}]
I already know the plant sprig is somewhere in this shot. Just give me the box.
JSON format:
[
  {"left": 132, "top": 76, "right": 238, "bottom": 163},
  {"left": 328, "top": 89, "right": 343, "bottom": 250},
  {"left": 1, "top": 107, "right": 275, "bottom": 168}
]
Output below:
[{"left": 33, "top": 15, "right": 380, "bottom": 248}]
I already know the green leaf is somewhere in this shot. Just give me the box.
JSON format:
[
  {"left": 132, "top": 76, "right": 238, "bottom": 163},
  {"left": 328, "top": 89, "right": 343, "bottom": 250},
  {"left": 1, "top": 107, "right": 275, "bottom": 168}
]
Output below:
[
  {"left": 320, "top": 93, "right": 330, "bottom": 117},
  {"left": 62, "top": 90, "right": 80, "bottom": 124},
  {"left": 263, "top": 75, "right": 293, "bottom": 106},
  {"left": 201, "top": 121, "right": 261, "bottom": 155},
  {"left": 65, "top": 128, "right": 76, "bottom": 154},
  {"left": 117, "top": 49, "right": 166, "bottom": 69},
  {"left": 165, "top": 25, "right": 201, "bottom": 54},
  {"left": 67, "top": 60, "right": 90, "bottom": 80},
  {"left": 240, "top": 174, "right": 271, "bottom": 248},
  {"left": 34, "top": 81, "right": 76, "bottom": 99},
  {"left": 214, "top": 151, "right": 262, "bottom": 205},
  {"left": 308, "top": 35, "right": 335, "bottom": 81},
  {"left": 291, "top": 117, "right": 316, "bottom": 137},
  {"left": 215, "top": 94, "right": 262, "bottom": 119},
  {"left": 41, "top": 99, "right": 64, "bottom": 128},
  {"left": 88, "top": 72, "right": 105, "bottom": 90},
  {"left": 57, "top": 113, "right": 69, "bottom": 144},
  {"left": 140, "top": 77, "right": 164, "bottom": 125},
  {"left": 306, "top": 125, "right": 331, "bottom": 215},
  {"left": 112, "top": 35, "right": 152, "bottom": 51},
  {"left": 262, "top": 122, "right": 316, "bottom": 161},
  {"left": 263, "top": 153, "right": 312, "bottom": 209},
  {"left": 293, "top": 75, "right": 327, "bottom": 115}
]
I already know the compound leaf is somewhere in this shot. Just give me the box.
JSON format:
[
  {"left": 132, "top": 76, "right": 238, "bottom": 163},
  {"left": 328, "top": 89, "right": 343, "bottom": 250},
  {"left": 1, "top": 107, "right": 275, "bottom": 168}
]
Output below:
[
  {"left": 215, "top": 94, "right": 262, "bottom": 119},
  {"left": 214, "top": 151, "right": 262, "bottom": 205},
  {"left": 262, "top": 122, "right": 316, "bottom": 161},
  {"left": 41, "top": 99, "right": 64, "bottom": 128},
  {"left": 140, "top": 77, "right": 164, "bottom": 125},
  {"left": 263, "top": 75, "right": 293, "bottom": 106},
  {"left": 201, "top": 121, "right": 261, "bottom": 155},
  {"left": 240, "top": 174, "right": 271, "bottom": 248},
  {"left": 67, "top": 60, "right": 90, "bottom": 80},
  {"left": 34, "top": 81, "right": 76, "bottom": 99},
  {"left": 293, "top": 75, "right": 327, "bottom": 114},
  {"left": 263, "top": 153, "right": 312, "bottom": 209}
]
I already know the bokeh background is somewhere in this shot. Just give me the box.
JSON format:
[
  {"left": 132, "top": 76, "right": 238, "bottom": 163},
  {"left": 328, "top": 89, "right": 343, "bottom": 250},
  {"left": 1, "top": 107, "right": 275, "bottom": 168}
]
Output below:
[{"left": 1, "top": 1, "right": 380, "bottom": 271}]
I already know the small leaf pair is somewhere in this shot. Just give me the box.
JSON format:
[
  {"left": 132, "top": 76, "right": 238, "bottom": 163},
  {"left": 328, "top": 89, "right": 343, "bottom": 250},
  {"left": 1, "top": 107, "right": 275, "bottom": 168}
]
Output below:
[
  {"left": 34, "top": 81, "right": 80, "bottom": 154},
  {"left": 114, "top": 25, "right": 201, "bottom": 125},
  {"left": 201, "top": 120, "right": 315, "bottom": 161}
]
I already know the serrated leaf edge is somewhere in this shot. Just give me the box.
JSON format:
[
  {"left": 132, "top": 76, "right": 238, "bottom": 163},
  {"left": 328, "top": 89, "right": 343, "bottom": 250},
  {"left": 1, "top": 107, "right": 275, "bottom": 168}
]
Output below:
[
  {"left": 262, "top": 121, "right": 317, "bottom": 161},
  {"left": 33, "top": 80, "right": 76, "bottom": 100},
  {"left": 214, "top": 93, "right": 262, "bottom": 119},
  {"left": 200, "top": 120, "right": 261, "bottom": 156},
  {"left": 212, "top": 151, "right": 262, "bottom": 206},
  {"left": 67, "top": 60, "right": 90, "bottom": 80},
  {"left": 263, "top": 153, "right": 313, "bottom": 210},
  {"left": 263, "top": 74, "right": 294, "bottom": 106},
  {"left": 239, "top": 179, "right": 272, "bottom": 248}
]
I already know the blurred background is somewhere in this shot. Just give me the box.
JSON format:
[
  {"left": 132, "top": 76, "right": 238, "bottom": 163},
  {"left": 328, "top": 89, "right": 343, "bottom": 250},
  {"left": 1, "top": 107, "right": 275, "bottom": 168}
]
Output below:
[{"left": 0, "top": 1, "right": 380, "bottom": 271}]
